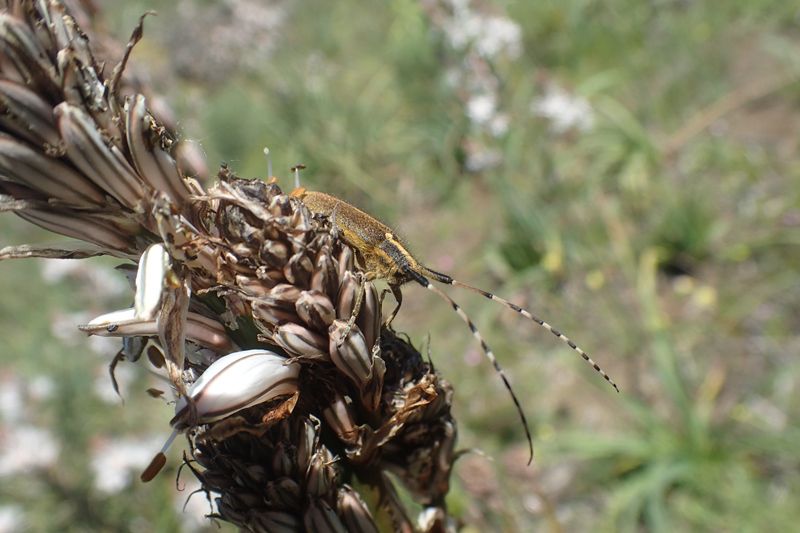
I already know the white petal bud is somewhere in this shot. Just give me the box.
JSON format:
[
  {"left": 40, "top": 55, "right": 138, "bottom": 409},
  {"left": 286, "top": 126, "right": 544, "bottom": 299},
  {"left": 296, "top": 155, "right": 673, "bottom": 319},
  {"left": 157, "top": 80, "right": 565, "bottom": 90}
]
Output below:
[
  {"left": 80, "top": 308, "right": 234, "bottom": 351},
  {"left": 172, "top": 349, "right": 300, "bottom": 428},
  {"left": 135, "top": 243, "right": 170, "bottom": 320}
]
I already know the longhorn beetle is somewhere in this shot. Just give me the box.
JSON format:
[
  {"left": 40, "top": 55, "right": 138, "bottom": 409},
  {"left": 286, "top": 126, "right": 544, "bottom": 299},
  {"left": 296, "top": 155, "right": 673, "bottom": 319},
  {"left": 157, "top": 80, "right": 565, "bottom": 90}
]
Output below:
[{"left": 289, "top": 186, "right": 619, "bottom": 463}]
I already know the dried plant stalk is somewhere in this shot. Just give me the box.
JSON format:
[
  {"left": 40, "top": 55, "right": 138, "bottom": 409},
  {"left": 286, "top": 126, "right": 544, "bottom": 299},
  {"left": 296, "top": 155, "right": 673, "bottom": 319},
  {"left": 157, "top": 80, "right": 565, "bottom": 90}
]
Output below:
[{"left": 0, "top": 1, "right": 457, "bottom": 531}]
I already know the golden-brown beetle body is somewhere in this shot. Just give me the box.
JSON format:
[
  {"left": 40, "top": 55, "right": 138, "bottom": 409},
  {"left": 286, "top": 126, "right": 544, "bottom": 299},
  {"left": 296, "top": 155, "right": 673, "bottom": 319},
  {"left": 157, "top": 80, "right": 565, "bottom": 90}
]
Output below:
[{"left": 291, "top": 189, "right": 422, "bottom": 287}]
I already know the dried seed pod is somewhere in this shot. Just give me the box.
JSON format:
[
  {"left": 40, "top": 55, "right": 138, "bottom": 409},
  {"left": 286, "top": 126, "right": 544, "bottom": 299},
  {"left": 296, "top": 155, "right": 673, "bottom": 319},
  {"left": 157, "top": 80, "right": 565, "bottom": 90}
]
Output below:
[
  {"left": 356, "top": 281, "right": 381, "bottom": 349},
  {"left": 273, "top": 322, "right": 328, "bottom": 358},
  {"left": 265, "top": 478, "right": 302, "bottom": 510},
  {"left": 336, "top": 271, "right": 359, "bottom": 320},
  {"left": 295, "top": 416, "right": 320, "bottom": 476},
  {"left": 337, "top": 246, "right": 354, "bottom": 281},
  {"left": 295, "top": 290, "right": 336, "bottom": 331},
  {"left": 323, "top": 395, "right": 359, "bottom": 446},
  {"left": 271, "top": 442, "right": 295, "bottom": 478},
  {"left": 58, "top": 46, "right": 114, "bottom": 132},
  {"left": 267, "top": 283, "right": 303, "bottom": 305},
  {"left": 304, "top": 499, "right": 348, "bottom": 533},
  {"left": 328, "top": 320, "right": 373, "bottom": 386},
  {"left": 0, "top": 13, "right": 59, "bottom": 96},
  {"left": 125, "top": 94, "right": 190, "bottom": 204},
  {"left": 260, "top": 239, "right": 289, "bottom": 268},
  {"left": 306, "top": 446, "right": 337, "bottom": 498},
  {"left": 311, "top": 248, "right": 338, "bottom": 298},
  {"left": 338, "top": 486, "right": 379, "bottom": 533},
  {"left": 15, "top": 209, "right": 132, "bottom": 251},
  {"left": 55, "top": 103, "right": 144, "bottom": 208},
  {"left": 0, "top": 79, "right": 61, "bottom": 147},
  {"left": 252, "top": 300, "right": 300, "bottom": 327},
  {"left": 0, "top": 134, "right": 105, "bottom": 205},
  {"left": 235, "top": 275, "right": 274, "bottom": 298},
  {"left": 253, "top": 511, "right": 300, "bottom": 533},
  {"left": 268, "top": 192, "right": 292, "bottom": 216},
  {"left": 287, "top": 206, "right": 312, "bottom": 237},
  {"left": 283, "top": 251, "right": 313, "bottom": 287},
  {"left": 157, "top": 271, "right": 191, "bottom": 390}
]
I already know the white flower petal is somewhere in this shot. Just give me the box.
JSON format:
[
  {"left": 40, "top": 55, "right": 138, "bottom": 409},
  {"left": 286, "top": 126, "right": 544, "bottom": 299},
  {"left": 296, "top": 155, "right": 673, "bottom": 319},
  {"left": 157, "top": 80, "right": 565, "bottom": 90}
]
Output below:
[
  {"left": 174, "top": 349, "right": 300, "bottom": 425},
  {"left": 135, "top": 243, "right": 170, "bottom": 320}
]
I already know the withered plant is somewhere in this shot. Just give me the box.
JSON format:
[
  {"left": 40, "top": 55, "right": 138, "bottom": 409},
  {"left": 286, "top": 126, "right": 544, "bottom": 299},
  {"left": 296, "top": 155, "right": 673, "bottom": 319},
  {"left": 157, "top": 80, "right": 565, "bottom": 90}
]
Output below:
[{"left": 0, "top": 1, "right": 456, "bottom": 531}]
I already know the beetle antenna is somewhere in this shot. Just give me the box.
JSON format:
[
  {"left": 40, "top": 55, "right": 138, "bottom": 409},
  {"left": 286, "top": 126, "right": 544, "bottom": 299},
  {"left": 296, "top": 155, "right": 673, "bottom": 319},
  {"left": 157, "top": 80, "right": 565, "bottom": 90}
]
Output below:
[
  {"left": 423, "top": 267, "right": 620, "bottom": 393},
  {"left": 402, "top": 268, "right": 534, "bottom": 464}
]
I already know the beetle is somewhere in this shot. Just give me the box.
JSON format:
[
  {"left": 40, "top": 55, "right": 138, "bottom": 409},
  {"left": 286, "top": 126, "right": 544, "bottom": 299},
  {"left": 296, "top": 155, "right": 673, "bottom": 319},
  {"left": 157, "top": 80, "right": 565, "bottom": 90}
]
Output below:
[{"left": 290, "top": 186, "right": 619, "bottom": 463}]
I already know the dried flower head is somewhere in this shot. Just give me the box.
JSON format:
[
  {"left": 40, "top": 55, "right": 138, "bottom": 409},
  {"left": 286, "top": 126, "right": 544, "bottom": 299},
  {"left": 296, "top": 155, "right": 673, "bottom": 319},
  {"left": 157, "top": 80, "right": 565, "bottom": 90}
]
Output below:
[{"left": 0, "top": 1, "right": 457, "bottom": 530}]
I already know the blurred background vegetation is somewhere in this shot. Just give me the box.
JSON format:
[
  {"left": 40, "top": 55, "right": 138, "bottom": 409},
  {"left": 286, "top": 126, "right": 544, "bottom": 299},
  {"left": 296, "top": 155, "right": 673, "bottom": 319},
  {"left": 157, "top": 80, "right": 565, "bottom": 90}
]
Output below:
[{"left": 1, "top": 0, "right": 799, "bottom": 531}]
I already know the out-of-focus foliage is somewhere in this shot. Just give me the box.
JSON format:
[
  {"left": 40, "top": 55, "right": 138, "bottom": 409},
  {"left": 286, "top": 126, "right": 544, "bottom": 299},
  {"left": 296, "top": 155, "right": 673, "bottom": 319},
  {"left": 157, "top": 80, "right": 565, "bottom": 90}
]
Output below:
[{"left": 1, "top": 0, "right": 798, "bottom": 531}]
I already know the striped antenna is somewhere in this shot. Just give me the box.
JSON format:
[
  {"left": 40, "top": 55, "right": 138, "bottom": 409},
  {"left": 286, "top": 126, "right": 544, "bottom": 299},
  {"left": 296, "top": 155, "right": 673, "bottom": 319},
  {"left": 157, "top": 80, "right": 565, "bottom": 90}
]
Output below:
[
  {"left": 403, "top": 268, "right": 534, "bottom": 464},
  {"left": 423, "top": 267, "right": 620, "bottom": 393}
]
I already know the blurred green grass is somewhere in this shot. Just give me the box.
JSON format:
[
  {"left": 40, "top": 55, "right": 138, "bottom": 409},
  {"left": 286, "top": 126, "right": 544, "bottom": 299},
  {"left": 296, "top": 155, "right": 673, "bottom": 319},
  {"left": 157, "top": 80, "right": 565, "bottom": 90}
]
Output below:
[{"left": 2, "top": 0, "right": 799, "bottom": 531}]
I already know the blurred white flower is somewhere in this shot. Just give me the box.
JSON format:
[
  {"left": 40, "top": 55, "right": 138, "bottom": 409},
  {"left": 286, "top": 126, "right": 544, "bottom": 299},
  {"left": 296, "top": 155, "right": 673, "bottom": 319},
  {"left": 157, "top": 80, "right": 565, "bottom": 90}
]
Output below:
[
  {"left": 0, "top": 373, "right": 55, "bottom": 424},
  {"left": 0, "top": 506, "right": 24, "bottom": 533},
  {"left": 467, "top": 93, "right": 497, "bottom": 126},
  {"left": 489, "top": 113, "right": 510, "bottom": 137},
  {"left": 0, "top": 374, "right": 24, "bottom": 423},
  {"left": 0, "top": 426, "right": 60, "bottom": 476},
  {"left": 532, "top": 83, "right": 595, "bottom": 134},
  {"left": 28, "top": 375, "right": 55, "bottom": 402},
  {"left": 444, "top": 0, "right": 522, "bottom": 59},
  {"left": 90, "top": 435, "right": 165, "bottom": 494},
  {"left": 464, "top": 147, "right": 502, "bottom": 173},
  {"left": 466, "top": 93, "right": 510, "bottom": 138}
]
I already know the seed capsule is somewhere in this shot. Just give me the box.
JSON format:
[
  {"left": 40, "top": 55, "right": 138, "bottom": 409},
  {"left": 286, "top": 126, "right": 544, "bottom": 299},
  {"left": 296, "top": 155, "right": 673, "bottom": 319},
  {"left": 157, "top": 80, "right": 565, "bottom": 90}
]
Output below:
[
  {"left": 304, "top": 500, "right": 348, "bottom": 533},
  {"left": 328, "top": 320, "right": 373, "bottom": 386},
  {"left": 273, "top": 323, "right": 328, "bottom": 359},
  {"left": 306, "top": 447, "right": 337, "bottom": 498},
  {"left": 336, "top": 271, "right": 359, "bottom": 320},
  {"left": 55, "top": 103, "right": 144, "bottom": 208},
  {"left": 323, "top": 395, "right": 359, "bottom": 446},
  {"left": 253, "top": 511, "right": 300, "bottom": 533},
  {"left": 295, "top": 290, "right": 336, "bottom": 331},
  {"left": 294, "top": 417, "right": 319, "bottom": 476},
  {"left": 338, "top": 486, "right": 379, "bottom": 533},
  {"left": 356, "top": 282, "right": 380, "bottom": 349}
]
